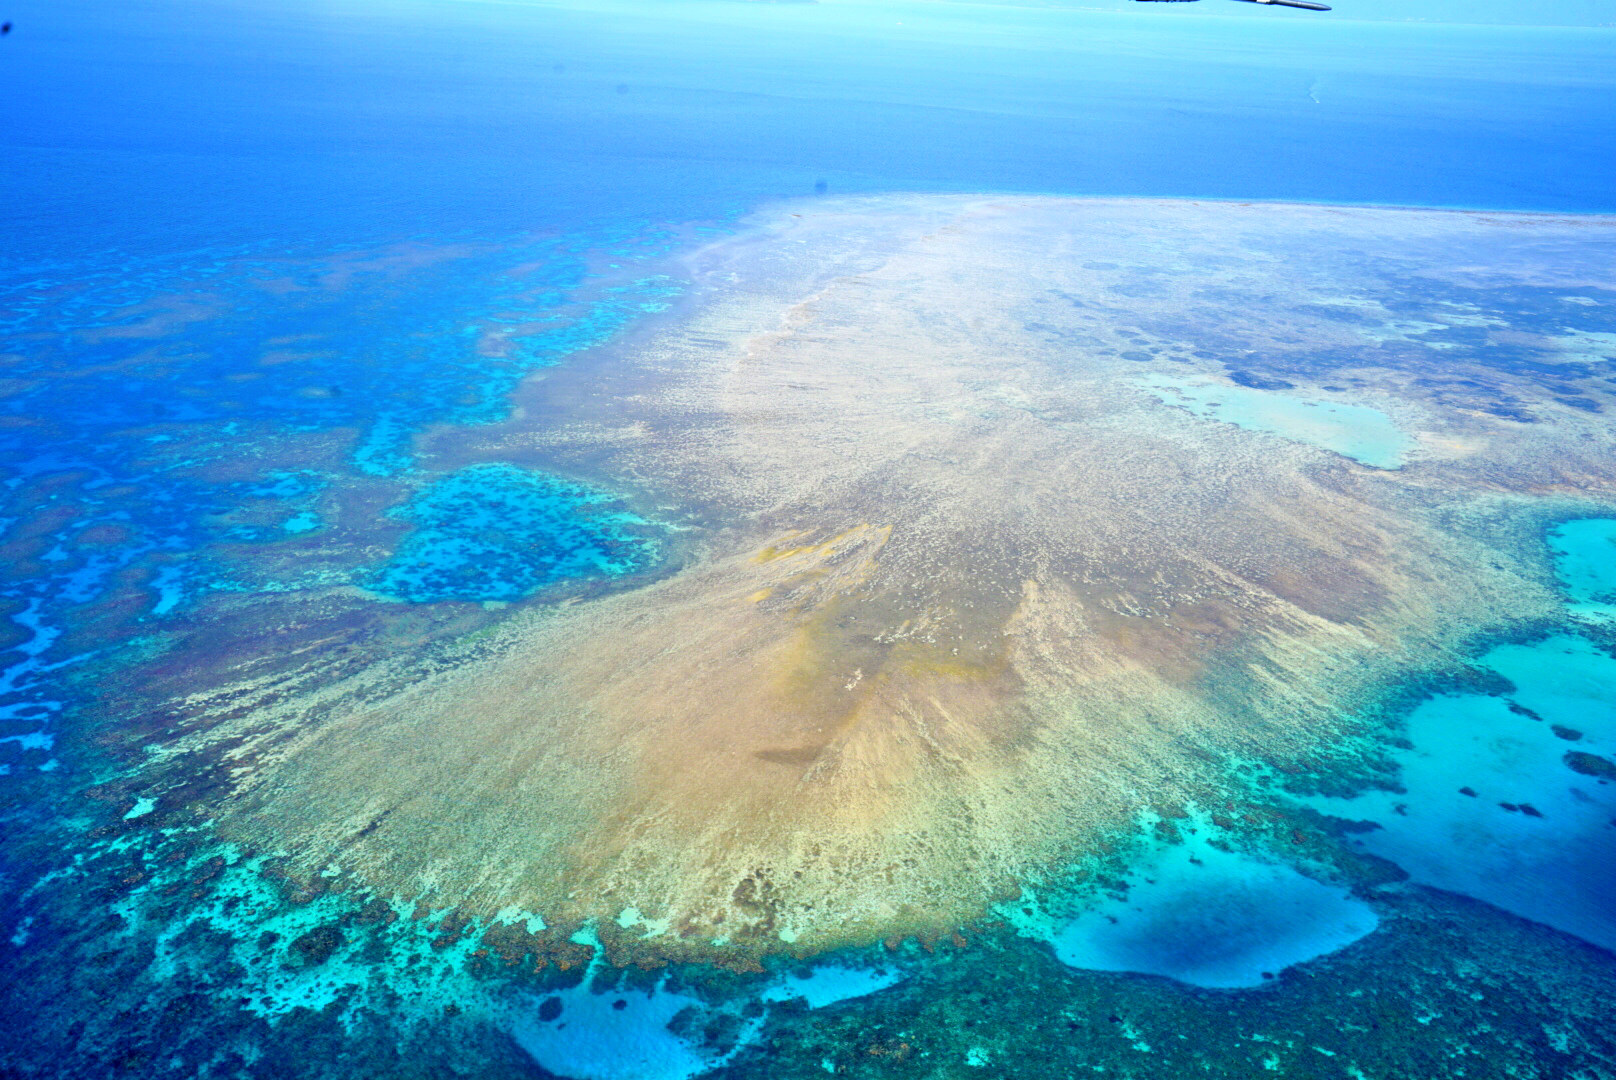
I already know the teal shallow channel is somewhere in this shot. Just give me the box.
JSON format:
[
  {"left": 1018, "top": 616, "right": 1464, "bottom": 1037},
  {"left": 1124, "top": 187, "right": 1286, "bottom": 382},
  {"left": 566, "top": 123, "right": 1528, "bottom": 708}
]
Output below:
[
  {"left": 369, "top": 463, "right": 662, "bottom": 604},
  {"left": 1142, "top": 373, "right": 1413, "bottom": 470}
]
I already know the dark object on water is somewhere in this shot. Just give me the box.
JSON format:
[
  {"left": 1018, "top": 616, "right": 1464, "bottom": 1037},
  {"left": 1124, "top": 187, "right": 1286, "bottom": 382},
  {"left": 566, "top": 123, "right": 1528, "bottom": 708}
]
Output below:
[
  {"left": 537, "top": 996, "right": 563, "bottom": 1022},
  {"left": 1499, "top": 802, "right": 1519, "bottom": 812},
  {"left": 1229, "top": 370, "right": 1295, "bottom": 391},
  {"left": 288, "top": 926, "right": 345, "bottom": 967},
  {"left": 1564, "top": 750, "right": 1616, "bottom": 780},
  {"left": 814, "top": 179, "right": 828, "bottom": 195},
  {"left": 1458, "top": 786, "right": 1478, "bottom": 797},
  {"left": 1551, "top": 724, "right": 1583, "bottom": 741},
  {"left": 1519, "top": 804, "right": 1544, "bottom": 818},
  {"left": 1, "top": 22, "right": 10, "bottom": 35},
  {"left": 1135, "top": 0, "right": 1331, "bottom": 9}
]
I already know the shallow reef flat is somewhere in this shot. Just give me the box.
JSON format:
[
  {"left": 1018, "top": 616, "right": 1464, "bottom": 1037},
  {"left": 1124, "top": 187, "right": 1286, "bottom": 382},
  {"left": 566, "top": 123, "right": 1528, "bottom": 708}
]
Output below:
[{"left": 144, "top": 196, "right": 1616, "bottom": 968}]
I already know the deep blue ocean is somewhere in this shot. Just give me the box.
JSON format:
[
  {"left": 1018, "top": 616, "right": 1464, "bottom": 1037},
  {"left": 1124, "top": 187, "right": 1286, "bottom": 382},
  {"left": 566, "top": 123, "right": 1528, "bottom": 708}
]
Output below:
[
  {"left": 8, "top": 0, "right": 1616, "bottom": 264},
  {"left": 2, "top": 2, "right": 1615, "bottom": 1077}
]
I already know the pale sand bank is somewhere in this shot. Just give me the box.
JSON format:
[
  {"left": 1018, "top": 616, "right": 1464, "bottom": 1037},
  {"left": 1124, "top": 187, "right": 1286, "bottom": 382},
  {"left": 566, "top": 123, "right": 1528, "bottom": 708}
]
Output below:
[{"left": 182, "top": 196, "right": 1616, "bottom": 964}]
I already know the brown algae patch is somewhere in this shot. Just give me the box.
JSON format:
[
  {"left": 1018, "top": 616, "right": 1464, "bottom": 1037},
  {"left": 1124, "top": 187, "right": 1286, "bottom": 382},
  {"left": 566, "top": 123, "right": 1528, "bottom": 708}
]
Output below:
[{"left": 152, "top": 196, "right": 1616, "bottom": 966}]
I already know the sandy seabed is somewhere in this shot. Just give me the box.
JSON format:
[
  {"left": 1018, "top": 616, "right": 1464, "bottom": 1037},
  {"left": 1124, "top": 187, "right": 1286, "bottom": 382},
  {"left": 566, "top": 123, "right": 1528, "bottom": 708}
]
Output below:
[{"left": 174, "top": 196, "right": 1616, "bottom": 965}]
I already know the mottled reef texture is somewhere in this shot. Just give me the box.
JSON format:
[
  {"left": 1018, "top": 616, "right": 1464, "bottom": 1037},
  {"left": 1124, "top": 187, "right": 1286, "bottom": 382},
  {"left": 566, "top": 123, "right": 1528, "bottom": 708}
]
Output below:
[{"left": 147, "top": 197, "right": 1616, "bottom": 965}]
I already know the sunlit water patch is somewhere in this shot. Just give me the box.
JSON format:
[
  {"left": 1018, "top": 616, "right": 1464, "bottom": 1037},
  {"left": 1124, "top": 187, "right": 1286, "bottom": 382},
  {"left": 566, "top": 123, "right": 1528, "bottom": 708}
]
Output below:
[
  {"left": 369, "top": 464, "right": 662, "bottom": 604},
  {"left": 1142, "top": 373, "right": 1412, "bottom": 469},
  {"left": 513, "top": 978, "right": 752, "bottom": 1080},
  {"left": 1002, "top": 817, "right": 1377, "bottom": 989},
  {"left": 1302, "top": 634, "right": 1616, "bottom": 952},
  {"left": 1552, "top": 518, "right": 1616, "bottom": 625},
  {"left": 759, "top": 963, "right": 905, "bottom": 1010},
  {"left": 510, "top": 955, "right": 907, "bottom": 1080},
  {"left": 1301, "top": 520, "right": 1616, "bottom": 952}
]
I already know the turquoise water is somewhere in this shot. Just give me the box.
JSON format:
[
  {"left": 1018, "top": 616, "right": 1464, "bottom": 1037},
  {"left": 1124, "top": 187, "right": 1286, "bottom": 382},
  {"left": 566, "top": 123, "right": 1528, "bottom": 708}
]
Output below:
[
  {"left": 1303, "top": 636, "right": 1616, "bottom": 951},
  {"left": 513, "top": 938, "right": 905, "bottom": 1078},
  {"left": 759, "top": 964, "right": 906, "bottom": 1010},
  {"left": 997, "top": 519, "right": 1616, "bottom": 995},
  {"left": 1142, "top": 373, "right": 1412, "bottom": 469},
  {"left": 514, "top": 974, "right": 747, "bottom": 1080},
  {"left": 1002, "top": 816, "right": 1378, "bottom": 989},
  {"left": 1303, "top": 524, "right": 1616, "bottom": 952},
  {"left": 370, "top": 464, "right": 662, "bottom": 604},
  {"left": 1551, "top": 518, "right": 1616, "bottom": 624}
]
